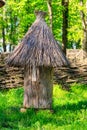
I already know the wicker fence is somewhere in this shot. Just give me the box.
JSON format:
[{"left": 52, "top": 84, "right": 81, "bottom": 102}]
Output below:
[
  {"left": 0, "top": 49, "right": 86, "bottom": 89},
  {"left": 0, "top": 53, "right": 23, "bottom": 89}
]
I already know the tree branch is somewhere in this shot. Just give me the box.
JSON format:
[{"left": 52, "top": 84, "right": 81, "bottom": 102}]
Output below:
[{"left": 47, "top": 0, "right": 52, "bottom": 32}]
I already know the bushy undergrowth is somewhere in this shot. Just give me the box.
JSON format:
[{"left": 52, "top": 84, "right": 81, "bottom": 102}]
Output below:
[{"left": 0, "top": 84, "right": 87, "bottom": 130}]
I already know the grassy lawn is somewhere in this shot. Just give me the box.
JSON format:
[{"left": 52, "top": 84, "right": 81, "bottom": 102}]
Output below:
[{"left": 0, "top": 84, "right": 87, "bottom": 130}]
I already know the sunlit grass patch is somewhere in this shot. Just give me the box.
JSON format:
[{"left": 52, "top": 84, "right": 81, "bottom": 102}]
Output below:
[{"left": 0, "top": 83, "right": 87, "bottom": 130}]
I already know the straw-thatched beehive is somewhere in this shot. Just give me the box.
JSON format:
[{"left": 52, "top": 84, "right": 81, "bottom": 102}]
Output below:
[
  {"left": 0, "top": 0, "right": 5, "bottom": 7},
  {"left": 7, "top": 11, "right": 69, "bottom": 109}
]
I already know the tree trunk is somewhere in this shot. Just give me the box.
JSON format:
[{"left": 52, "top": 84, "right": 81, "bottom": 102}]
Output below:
[
  {"left": 62, "top": 0, "right": 69, "bottom": 55},
  {"left": 2, "top": 27, "right": 6, "bottom": 52},
  {"left": 82, "top": 30, "right": 87, "bottom": 58},
  {"left": 80, "top": 0, "right": 87, "bottom": 58},
  {"left": 23, "top": 66, "right": 53, "bottom": 109},
  {"left": 47, "top": 0, "right": 53, "bottom": 32},
  {"left": 2, "top": 6, "right": 6, "bottom": 52}
]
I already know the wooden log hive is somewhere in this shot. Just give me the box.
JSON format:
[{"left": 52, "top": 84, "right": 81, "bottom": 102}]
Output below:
[
  {"left": 6, "top": 11, "right": 69, "bottom": 109},
  {"left": 23, "top": 66, "right": 53, "bottom": 108}
]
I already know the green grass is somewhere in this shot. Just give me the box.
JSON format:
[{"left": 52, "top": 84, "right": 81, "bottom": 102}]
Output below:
[{"left": 0, "top": 84, "right": 87, "bottom": 130}]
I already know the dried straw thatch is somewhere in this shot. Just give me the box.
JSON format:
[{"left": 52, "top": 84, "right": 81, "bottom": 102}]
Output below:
[
  {"left": 7, "top": 11, "right": 69, "bottom": 68},
  {"left": 0, "top": 0, "right": 5, "bottom": 7}
]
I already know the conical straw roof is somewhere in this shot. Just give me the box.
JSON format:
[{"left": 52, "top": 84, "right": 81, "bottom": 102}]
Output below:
[
  {"left": 0, "top": 0, "right": 5, "bottom": 7},
  {"left": 7, "top": 11, "right": 69, "bottom": 67}
]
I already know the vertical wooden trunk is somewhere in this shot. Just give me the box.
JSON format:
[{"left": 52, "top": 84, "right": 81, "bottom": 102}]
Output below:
[
  {"left": 2, "top": 26, "right": 6, "bottom": 52},
  {"left": 62, "top": 0, "right": 69, "bottom": 55},
  {"left": 23, "top": 66, "right": 53, "bottom": 109},
  {"left": 82, "top": 30, "right": 87, "bottom": 58}
]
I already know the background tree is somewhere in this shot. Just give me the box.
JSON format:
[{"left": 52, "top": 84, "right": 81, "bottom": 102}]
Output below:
[
  {"left": 80, "top": 0, "right": 87, "bottom": 57},
  {"left": 47, "top": 0, "right": 53, "bottom": 31},
  {"left": 0, "top": 0, "right": 86, "bottom": 52},
  {"left": 0, "top": 8, "right": 7, "bottom": 52},
  {"left": 68, "top": 0, "right": 82, "bottom": 49},
  {"left": 62, "top": 0, "right": 69, "bottom": 55}
]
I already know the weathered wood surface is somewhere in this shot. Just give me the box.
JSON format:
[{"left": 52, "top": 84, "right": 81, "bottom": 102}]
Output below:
[{"left": 23, "top": 66, "right": 53, "bottom": 109}]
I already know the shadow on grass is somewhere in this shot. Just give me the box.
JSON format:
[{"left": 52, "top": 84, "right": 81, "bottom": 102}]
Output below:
[
  {"left": 0, "top": 100, "right": 87, "bottom": 129},
  {"left": 53, "top": 100, "right": 87, "bottom": 113},
  {"left": 0, "top": 107, "right": 20, "bottom": 130}
]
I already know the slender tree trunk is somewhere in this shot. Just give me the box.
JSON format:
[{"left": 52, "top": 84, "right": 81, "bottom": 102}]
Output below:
[
  {"left": 80, "top": 0, "right": 87, "bottom": 58},
  {"left": 2, "top": 7, "right": 6, "bottom": 52},
  {"left": 23, "top": 66, "right": 53, "bottom": 109},
  {"left": 47, "top": 0, "right": 53, "bottom": 32},
  {"left": 62, "top": 0, "right": 69, "bottom": 55},
  {"left": 2, "top": 27, "right": 6, "bottom": 52},
  {"left": 83, "top": 31, "right": 87, "bottom": 54}
]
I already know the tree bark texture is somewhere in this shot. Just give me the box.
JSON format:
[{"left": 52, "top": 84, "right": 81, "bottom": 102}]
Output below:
[
  {"left": 62, "top": 0, "right": 69, "bottom": 55},
  {"left": 23, "top": 66, "right": 53, "bottom": 109}
]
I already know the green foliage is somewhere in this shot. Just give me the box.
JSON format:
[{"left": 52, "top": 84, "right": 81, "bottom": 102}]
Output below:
[
  {"left": 68, "top": 1, "right": 82, "bottom": 43},
  {"left": 0, "top": 0, "right": 87, "bottom": 49},
  {"left": 0, "top": 84, "right": 87, "bottom": 130}
]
